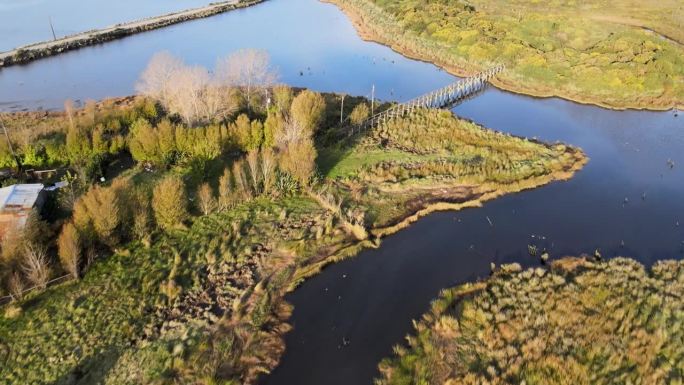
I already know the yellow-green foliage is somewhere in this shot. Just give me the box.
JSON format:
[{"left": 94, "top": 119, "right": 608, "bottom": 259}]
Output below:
[
  {"left": 336, "top": 0, "right": 684, "bottom": 109},
  {"left": 0, "top": 192, "right": 352, "bottom": 385},
  {"left": 378, "top": 257, "right": 684, "bottom": 385},
  {"left": 324, "top": 109, "right": 581, "bottom": 227}
]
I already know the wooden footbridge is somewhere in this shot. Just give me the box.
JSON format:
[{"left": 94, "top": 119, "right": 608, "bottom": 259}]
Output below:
[{"left": 350, "top": 64, "right": 505, "bottom": 133}]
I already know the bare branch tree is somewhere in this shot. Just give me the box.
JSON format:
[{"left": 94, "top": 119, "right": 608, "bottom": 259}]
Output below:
[
  {"left": 196, "top": 182, "right": 218, "bottom": 216},
  {"left": 137, "top": 52, "right": 238, "bottom": 125},
  {"left": 22, "top": 244, "right": 50, "bottom": 290},
  {"left": 7, "top": 271, "right": 24, "bottom": 301},
  {"left": 216, "top": 49, "right": 278, "bottom": 109},
  {"left": 167, "top": 65, "right": 211, "bottom": 125},
  {"left": 136, "top": 51, "right": 185, "bottom": 104}
]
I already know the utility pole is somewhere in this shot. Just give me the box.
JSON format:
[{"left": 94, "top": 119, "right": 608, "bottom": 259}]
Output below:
[
  {"left": 49, "top": 17, "right": 57, "bottom": 41},
  {"left": 340, "top": 94, "right": 346, "bottom": 124},
  {"left": 371, "top": 84, "right": 375, "bottom": 115}
]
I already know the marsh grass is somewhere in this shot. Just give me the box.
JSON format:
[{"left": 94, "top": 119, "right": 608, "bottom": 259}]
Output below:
[
  {"left": 377, "top": 257, "right": 684, "bottom": 385},
  {"left": 329, "top": 0, "right": 684, "bottom": 110},
  {"left": 323, "top": 108, "right": 584, "bottom": 228}
]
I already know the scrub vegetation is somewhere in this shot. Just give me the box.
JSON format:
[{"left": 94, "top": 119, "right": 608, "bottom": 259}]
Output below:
[
  {"left": 328, "top": 0, "right": 684, "bottom": 110},
  {"left": 378, "top": 257, "right": 684, "bottom": 385},
  {"left": 0, "top": 50, "right": 584, "bottom": 384}
]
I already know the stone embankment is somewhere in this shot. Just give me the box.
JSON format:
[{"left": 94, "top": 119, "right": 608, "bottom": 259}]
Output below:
[{"left": 0, "top": 0, "right": 264, "bottom": 68}]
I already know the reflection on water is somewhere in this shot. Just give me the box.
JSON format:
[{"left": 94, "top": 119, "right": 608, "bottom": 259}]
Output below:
[
  {"left": 0, "top": 0, "right": 454, "bottom": 111},
  {"left": 263, "top": 89, "right": 682, "bottom": 385},
  {"left": 0, "top": 0, "right": 682, "bottom": 384}
]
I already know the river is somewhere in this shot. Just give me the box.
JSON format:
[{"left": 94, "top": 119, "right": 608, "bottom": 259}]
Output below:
[{"left": 0, "top": 0, "right": 682, "bottom": 384}]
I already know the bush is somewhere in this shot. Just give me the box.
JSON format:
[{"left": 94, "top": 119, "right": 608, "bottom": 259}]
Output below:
[
  {"left": 152, "top": 175, "right": 189, "bottom": 231},
  {"left": 290, "top": 90, "right": 326, "bottom": 134},
  {"left": 57, "top": 222, "right": 81, "bottom": 279}
]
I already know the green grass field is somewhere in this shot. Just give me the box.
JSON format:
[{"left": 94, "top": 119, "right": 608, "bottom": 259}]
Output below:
[{"left": 330, "top": 0, "right": 684, "bottom": 110}]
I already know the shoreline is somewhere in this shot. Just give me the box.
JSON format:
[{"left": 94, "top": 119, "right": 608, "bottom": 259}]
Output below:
[
  {"left": 0, "top": 95, "right": 587, "bottom": 383},
  {"left": 323, "top": 0, "right": 683, "bottom": 112},
  {"left": 266, "top": 146, "right": 587, "bottom": 380},
  {"left": 0, "top": 0, "right": 265, "bottom": 69}
]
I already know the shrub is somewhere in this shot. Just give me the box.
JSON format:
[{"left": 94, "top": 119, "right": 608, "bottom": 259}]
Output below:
[
  {"left": 290, "top": 90, "right": 326, "bottom": 134},
  {"left": 152, "top": 175, "right": 189, "bottom": 231},
  {"left": 349, "top": 102, "right": 370, "bottom": 125},
  {"left": 57, "top": 222, "right": 81, "bottom": 279}
]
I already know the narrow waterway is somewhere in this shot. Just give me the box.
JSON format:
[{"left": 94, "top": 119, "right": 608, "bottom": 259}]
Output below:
[{"left": 0, "top": 0, "right": 682, "bottom": 384}]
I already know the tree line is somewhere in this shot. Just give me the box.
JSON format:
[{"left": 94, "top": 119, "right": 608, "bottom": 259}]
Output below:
[{"left": 0, "top": 49, "right": 358, "bottom": 300}]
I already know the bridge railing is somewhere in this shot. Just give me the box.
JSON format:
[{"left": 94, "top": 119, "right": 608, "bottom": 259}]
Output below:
[{"left": 349, "top": 64, "right": 505, "bottom": 134}]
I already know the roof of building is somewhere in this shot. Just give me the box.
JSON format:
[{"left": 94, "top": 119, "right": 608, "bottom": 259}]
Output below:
[{"left": 0, "top": 184, "right": 44, "bottom": 212}]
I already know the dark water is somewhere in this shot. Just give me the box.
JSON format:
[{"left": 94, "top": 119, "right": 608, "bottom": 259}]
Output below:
[
  {"left": 262, "top": 91, "right": 682, "bottom": 385},
  {"left": 0, "top": 0, "right": 682, "bottom": 384}
]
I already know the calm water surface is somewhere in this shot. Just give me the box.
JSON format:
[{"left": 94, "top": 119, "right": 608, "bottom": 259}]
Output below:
[
  {"left": 0, "top": 0, "right": 682, "bottom": 384},
  {"left": 0, "top": 0, "right": 212, "bottom": 51}
]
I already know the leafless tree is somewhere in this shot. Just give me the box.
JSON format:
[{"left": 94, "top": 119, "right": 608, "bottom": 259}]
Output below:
[
  {"left": 260, "top": 148, "right": 277, "bottom": 193},
  {"left": 137, "top": 52, "right": 238, "bottom": 125},
  {"left": 202, "top": 85, "right": 239, "bottom": 123},
  {"left": 136, "top": 51, "right": 185, "bottom": 104},
  {"left": 22, "top": 244, "right": 50, "bottom": 290},
  {"left": 197, "top": 182, "right": 218, "bottom": 215},
  {"left": 277, "top": 117, "right": 307, "bottom": 149},
  {"left": 7, "top": 271, "right": 24, "bottom": 301},
  {"left": 64, "top": 99, "right": 76, "bottom": 130},
  {"left": 216, "top": 49, "right": 278, "bottom": 108},
  {"left": 246, "top": 150, "right": 261, "bottom": 194}
]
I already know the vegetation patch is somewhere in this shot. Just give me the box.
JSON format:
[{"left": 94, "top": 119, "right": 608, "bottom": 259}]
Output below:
[
  {"left": 0, "top": 50, "right": 585, "bottom": 384},
  {"left": 328, "top": 0, "right": 684, "bottom": 110},
  {"left": 377, "top": 257, "right": 684, "bottom": 385},
  {"left": 324, "top": 108, "right": 584, "bottom": 229}
]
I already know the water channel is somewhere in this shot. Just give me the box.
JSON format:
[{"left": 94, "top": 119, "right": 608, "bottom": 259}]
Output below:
[{"left": 0, "top": 0, "right": 682, "bottom": 383}]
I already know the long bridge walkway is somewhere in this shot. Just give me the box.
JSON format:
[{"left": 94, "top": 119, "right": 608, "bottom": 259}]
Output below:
[{"left": 350, "top": 65, "right": 505, "bottom": 133}]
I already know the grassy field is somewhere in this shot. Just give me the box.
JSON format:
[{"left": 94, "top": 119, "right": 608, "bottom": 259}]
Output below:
[
  {"left": 0, "top": 101, "right": 584, "bottom": 384},
  {"left": 322, "top": 109, "right": 585, "bottom": 230},
  {"left": 328, "top": 0, "right": 684, "bottom": 110},
  {"left": 377, "top": 257, "right": 684, "bottom": 385}
]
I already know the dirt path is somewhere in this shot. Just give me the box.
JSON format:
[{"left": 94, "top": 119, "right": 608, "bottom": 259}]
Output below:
[{"left": 0, "top": 0, "right": 263, "bottom": 68}]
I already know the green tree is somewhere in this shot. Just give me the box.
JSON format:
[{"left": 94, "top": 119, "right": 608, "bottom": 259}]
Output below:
[
  {"left": 152, "top": 175, "right": 189, "bottom": 231},
  {"left": 157, "top": 118, "right": 177, "bottom": 164},
  {"left": 272, "top": 84, "right": 294, "bottom": 113},
  {"left": 279, "top": 138, "right": 317, "bottom": 186},
  {"left": 250, "top": 120, "right": 264, "bottom": 150},
  {"left": 263, "top": 111, "right": 283, "bottom": 149},
  {"left": 78, "top": 185, "right": 122, "bottom": 247},
  {"left": 129, "top": 118, "right": 162, "bottom": 166},
  {"left": 290, "top": 90, "right": 326, "bottom": 134},
  {"left": 233, "top": 114, "right": 253, "bottom": 152}
]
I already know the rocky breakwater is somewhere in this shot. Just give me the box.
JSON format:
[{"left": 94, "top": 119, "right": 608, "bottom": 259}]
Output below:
[{"left": 0, "top": 0, "right": 265, "bottom": 68}]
